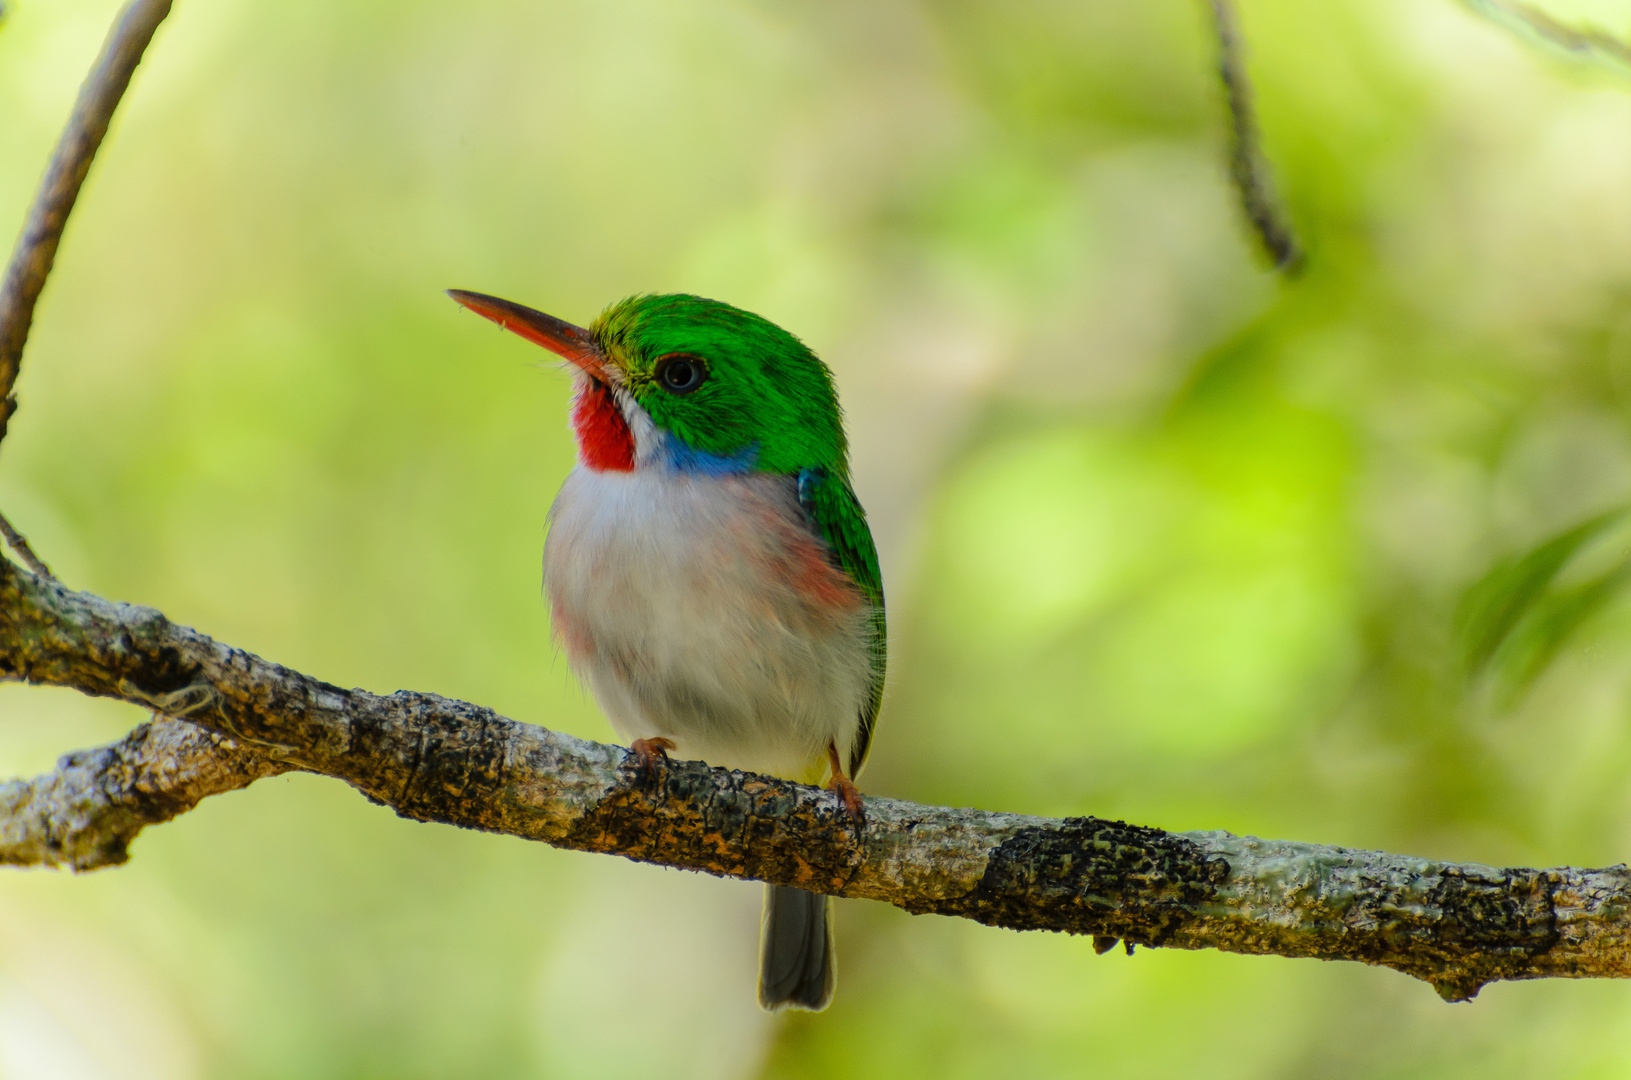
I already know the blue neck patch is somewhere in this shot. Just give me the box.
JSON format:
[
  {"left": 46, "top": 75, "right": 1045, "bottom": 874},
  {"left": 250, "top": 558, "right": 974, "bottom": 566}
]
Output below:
[{"left": 655, "top": 431, "right": 760, "bottom": 475}]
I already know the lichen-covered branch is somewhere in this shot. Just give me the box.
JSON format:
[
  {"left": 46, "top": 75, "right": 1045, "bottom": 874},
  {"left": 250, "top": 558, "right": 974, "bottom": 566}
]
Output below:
[
  {"left": 2, "top": 562, "right": 1629, "bottom": 1001},
  {"left": 0, "top": 716, "right": 287, "bottom": 870},
  {"left": 1207, "top": 0, "right": 1303, "bottom": 273},
  {"left": 0, "top": 0, "right": 173, "bottom": 447}
]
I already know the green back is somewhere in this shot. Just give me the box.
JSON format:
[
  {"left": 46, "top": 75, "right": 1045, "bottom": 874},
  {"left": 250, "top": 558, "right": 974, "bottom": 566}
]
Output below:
[{"left": 800, "top": 468, "right": 886, "bottom": 776}]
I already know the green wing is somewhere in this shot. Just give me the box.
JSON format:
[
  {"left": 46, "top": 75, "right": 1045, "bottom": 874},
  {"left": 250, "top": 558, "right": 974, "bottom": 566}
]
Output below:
[{"left": 798, "top": 468, "right": 886, "bottom": 777}]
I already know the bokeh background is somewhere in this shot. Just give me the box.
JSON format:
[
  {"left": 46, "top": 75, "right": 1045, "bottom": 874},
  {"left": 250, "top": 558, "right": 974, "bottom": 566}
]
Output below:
[{"left": 6, "top": 0, "right": 1631, "bottom": 1075}]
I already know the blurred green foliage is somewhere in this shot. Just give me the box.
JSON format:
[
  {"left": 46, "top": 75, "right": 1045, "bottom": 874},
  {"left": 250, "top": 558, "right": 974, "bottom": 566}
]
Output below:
[
  {"left": 1457, "top": 507, "right": 1631, "bottom": 693},
  {"left": 7, "top": 0, "right": 1631, "bottom": 1076}
]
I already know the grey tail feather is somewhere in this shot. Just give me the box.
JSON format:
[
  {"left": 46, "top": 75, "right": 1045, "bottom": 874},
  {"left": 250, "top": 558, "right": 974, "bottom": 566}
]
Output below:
[{"left": 758, "top": 884, "right": 835, "bottom": 1012}]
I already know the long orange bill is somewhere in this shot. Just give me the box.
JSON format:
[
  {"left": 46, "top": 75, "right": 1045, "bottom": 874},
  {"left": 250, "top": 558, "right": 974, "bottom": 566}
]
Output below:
[{"left": 446, "top": 289, "right": 607, "bottom": 379}]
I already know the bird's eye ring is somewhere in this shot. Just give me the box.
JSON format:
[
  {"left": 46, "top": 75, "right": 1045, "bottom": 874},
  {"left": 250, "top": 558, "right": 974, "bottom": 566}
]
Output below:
[{"left": 654, "top": 353, "right": 707, "bottom": 395}]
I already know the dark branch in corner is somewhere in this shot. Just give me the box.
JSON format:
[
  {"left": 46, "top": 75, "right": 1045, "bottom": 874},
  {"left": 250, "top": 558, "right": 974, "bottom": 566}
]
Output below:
[
  {"left": 2, "top": 559, "right": 1630, "bottom": 1004},
  {"left": 1207, "top": 0, "right": 1303, "bottom": 274},
  {"left": 0, "top": 0, "right": 172, "bottom": 445},
  {"left": 0, "top": 0, "right": 172, "bottom": 576}
]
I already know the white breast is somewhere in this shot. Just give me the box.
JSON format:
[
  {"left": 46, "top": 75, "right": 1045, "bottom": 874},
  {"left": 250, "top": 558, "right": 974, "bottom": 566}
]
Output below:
[{"left": 543, "top": 465, "right": 873, "bottom": 783}]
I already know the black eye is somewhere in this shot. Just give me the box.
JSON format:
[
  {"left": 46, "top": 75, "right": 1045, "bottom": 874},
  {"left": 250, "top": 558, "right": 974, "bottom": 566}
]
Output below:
[{"left": 655, "top": 353, "right": 707, "bottom": 395}]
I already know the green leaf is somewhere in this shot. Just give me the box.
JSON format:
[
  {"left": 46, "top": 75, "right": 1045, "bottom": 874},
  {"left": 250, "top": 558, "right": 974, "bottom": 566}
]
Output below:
[
  {"left": 1455, "top": 507, "right": 1628, "bottom": 676},
  {"left": 1493, "top": 555, "right": 1631, "bottom": 695}
]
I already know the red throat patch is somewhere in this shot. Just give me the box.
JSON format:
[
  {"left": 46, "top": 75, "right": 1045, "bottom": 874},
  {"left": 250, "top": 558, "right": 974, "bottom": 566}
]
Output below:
[{"left": 571, "top": 380, "right": 636, "bottom": 472}]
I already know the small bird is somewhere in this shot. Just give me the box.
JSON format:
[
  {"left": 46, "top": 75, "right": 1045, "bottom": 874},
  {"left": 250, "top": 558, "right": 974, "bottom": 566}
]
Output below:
[{"left": 449, "top": 288, "right": 885, "bottom": 1012}]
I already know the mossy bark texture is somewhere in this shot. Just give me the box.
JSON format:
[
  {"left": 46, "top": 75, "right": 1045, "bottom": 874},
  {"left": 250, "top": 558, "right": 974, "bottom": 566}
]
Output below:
[{"left": 2, "top": 560, "right": 1628, "bottom": 1002}]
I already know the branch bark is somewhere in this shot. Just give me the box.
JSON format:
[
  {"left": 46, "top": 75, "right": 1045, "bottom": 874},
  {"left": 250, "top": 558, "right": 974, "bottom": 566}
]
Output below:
[
  {"left": 0, "top": 509, "right": 52, "bottom": 579},
  {"left": 0, "top": 0, "right": 173, "bottom": 448},
  {"left": 0, "top": 716, "right": 287, "bottom": 869},
  {"left": 0, "top": 0, "right": 171, "bottom": 577},
  {"left": 1207, "top": 0, "right": 1303, "bottom": 273},
  {"left": 2, "top": 560, "right": 1628, "bottom": 1003},
  {"left": 1462, "top": 0, "right": 1631, "bottom": 73}
]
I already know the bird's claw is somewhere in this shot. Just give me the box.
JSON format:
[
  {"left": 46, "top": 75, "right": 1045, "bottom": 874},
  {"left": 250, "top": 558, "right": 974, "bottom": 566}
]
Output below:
[
  {"left": 628, "top": 737, "right": 676, "bottom": 783},
  {"left": 824, "top": 741, "right": 866, "bottom": 824},
  {"left": 828, "top": 774, "right": 866, "bottom": 823}
]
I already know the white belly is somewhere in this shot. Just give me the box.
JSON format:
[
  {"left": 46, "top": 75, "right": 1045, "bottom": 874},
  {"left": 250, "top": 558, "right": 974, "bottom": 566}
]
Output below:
[{"left": 543, "top": 466, "right": 873, "bottom": 783}]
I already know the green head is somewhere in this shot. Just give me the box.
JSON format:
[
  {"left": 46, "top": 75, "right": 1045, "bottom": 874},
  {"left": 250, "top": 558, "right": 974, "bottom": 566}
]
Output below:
[
  {"left": 449, "top": 289, "right": 847, "bottom": 476},
  {"left": 595, "top": 294, "right": 847, "bottom": 473}
]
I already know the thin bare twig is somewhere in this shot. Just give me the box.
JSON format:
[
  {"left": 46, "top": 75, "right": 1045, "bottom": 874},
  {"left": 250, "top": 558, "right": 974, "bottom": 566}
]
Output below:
[
  {"left": 1207, "top": 0, "right": 1303, "bottom": 274},
  {"left": 0, "top": 0, "right": 172, "bottom": 583},
  {"left": 1463, "top": 0, "right": 1631, "bottom": 74},
  {"left": 0, "top": 0, "right": 174, "bottom": 449},
  {"left": 0, "top": 509, "right": 52, "bottom": 580}
]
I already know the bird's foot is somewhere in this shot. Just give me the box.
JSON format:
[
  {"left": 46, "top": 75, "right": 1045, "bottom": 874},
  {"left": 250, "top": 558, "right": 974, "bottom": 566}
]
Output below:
[
  {"left": 628, "top": 737, "right": 676, "bottom": 782},
  {"left": 830, "top": 775, "right": 865, "bottom": 822},
  {"left": 825, "top": 742, "right": 866, "bottom": 824}
]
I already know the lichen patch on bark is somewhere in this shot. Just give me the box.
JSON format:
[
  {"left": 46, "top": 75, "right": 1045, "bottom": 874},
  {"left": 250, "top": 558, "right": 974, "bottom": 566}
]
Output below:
[
  {"left": 946, "top": 817, "right": 1232, "bottom": 944},
  {"left": 4, "top": 560, "right": 1631, "bottom": 996}
]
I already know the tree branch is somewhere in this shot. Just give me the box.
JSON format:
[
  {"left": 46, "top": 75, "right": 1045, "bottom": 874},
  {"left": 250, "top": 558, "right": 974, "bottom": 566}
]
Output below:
[
  {"left": 2, "top": 560, "right": 1628, "bottom": 1002},
  {"left": 0, "top": 0, "right": 173, "bottom": 449},
  {"left": 1207, "top": 0, "right": 1303, "bottom": 273},
  {"left": 1462, "top": 0, "right": 1631, "bottom": 74},
  {"left": 0, "top": 509, "right": 52, "bottom": 580},
  {"left": 0, "top": 0, "right": 172, "bottom": 577},
  {"left": 0, "top": 715, "right": 288, "bottom": 870}
]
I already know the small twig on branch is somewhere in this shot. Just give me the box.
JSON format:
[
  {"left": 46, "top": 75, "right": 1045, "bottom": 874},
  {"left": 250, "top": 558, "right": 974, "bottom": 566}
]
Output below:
[
  {"left": 2, "top": 560, "right": 1629, "bottom": 1002},
  {"left": 0, "top": 509, "right": 53, "bottom": 581},
  {"left": 1207, "top": 0, "right": 1303, "bottom": 274},
  {"left": 0, "top": 0, "right": 173, "bottom": 450}
]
